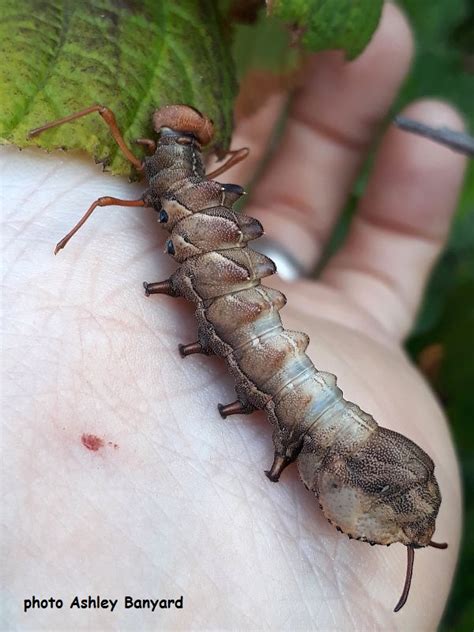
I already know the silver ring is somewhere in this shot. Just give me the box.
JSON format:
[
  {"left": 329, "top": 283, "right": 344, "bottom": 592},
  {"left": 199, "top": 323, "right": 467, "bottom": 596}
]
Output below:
[{"left": 254, "top": 235, "right": 307, "bottom": 281}]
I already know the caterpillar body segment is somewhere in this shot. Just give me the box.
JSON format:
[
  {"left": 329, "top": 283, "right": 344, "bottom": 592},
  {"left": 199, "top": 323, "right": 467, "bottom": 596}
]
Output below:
[{"left": 29, "top": 104, "right": 446, "bottom": 613}]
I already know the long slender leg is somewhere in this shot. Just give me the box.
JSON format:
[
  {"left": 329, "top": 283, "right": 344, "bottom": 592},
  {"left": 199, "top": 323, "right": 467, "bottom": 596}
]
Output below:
[
  {"left": 55, "top": 197, "right": 145, "bottom": 254},
  {"left": 206, "top": 147, "right": 249, "bottom": 179},
  {"left": 28, "top": 105, "right": 143, "bottom": 171}
]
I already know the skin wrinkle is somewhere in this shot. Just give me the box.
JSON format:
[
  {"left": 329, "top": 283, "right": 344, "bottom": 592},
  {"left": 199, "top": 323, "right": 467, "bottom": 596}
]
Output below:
[
  {"left": 2, "top": 241, "right": 35, "bottom": 277},
  {"left": 225, "top": 430, "right": 270, "bottom": 486},
  {"left": 322, "top": 216, "right": 441, "bottom": 339},
  {"left": 168, "top": 519, "right": 210, "bottom": 581},
  {"left": 262, "top": 483, "right": 299, "bottom": 535},
  {"left": 255, "top": 189, "right": 329, "bottom": 246},
  {"left": 78, "top": 306, "right": 155, "bottom": 337},
  {"left": 349, "top": 214, "right": 440, "bottom": 279},
  {"left": 5, "top": 155, "right": 99, "bottom": 249},
  {"left": 336, "top": 543, "right": 392, "bottom": 629},
  {"left": 293, "top": 546, "right": 328, "bottom": 619},
  {"left": 331, "top": 558, "right": 360, "bottom": 628},
  {"left": 322, "top": 262, "right": 413, "bottom": 339},
  {"left": 214, "top": 548, "right": 259, "bottom": 618},
  {"left": 214, "top": 467, "right": 249, "bottom": 505},
  {"left": 91, "top": 322, "right": 151, "bottom": 403},
  {"left": 231, "top": 434, "right": 264, "bottom": 493},
  {"left": 360, "top": 206, "right": 447, "bottom": 248},
  {"left": 291, "top": 104, "right": 375, "bottom": 154},
  {"left": 357, "top": 218, "right": 439, "bottom": 280},
  {"left": 274, "top": 529, "right": 311, "bottom": 617},
  {"left": 74, "top": 323, "right": 125, "bottom": 410},
  {"left": 209, "top": 451, "right": 248, "bottom": 498},
  {"left": 3, "top": 182, "right": 56, "bottom": 235}
]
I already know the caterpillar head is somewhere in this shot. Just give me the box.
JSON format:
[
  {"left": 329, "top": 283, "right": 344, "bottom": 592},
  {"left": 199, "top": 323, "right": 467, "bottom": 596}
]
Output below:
[{"left": 153, "top": 105, "right": 215, "bottom": 146}]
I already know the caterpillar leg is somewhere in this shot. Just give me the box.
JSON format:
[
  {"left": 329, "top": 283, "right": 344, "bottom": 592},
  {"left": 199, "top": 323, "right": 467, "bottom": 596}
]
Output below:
[
  {"left": 206, "top": 147, "right": 249, "bottom": 179},
  {"left": 28, "top": 104, "right": 143, "bottom": 170},
  {"left": 143, "top": 280, "right": 176, "bottom": 297},
  {"left": 265, "top": 439, "right": 303, "bottom": 482},
  {"left": 218, "top": 399, "right": 255, "bottom": 419},
  {"left": 54, "top": 197, "right": 145, "bottom": 254},
  {"left": 178, "top": 341, "right": 212, "bottom": 357},
  {"left": 265, "top": 453, "right": 293, "bottom": 482}
]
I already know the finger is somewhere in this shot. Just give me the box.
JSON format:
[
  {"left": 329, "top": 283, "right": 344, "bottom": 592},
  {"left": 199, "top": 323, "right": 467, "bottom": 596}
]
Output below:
[
  {"left": 208, "top": 83, "right": 287, "bottom": 185},
  {"left": 320, "top": 100, "right": 467, "bottom": 341},
  {"left": 246, "top": 2, "right": 414, "bottom": 271}
]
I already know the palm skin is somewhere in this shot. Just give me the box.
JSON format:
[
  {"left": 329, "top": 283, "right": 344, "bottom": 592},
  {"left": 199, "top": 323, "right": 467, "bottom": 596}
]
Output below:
[{"left": 1, "top": 3, "right": 466, "bottom": 630}]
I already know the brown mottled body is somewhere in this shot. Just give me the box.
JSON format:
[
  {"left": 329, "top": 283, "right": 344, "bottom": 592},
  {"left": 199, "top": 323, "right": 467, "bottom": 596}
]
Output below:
[
  {"left": 28, "top": 104, "right": 446, "bottom": 612},
  {"left": 144, "top": 132, "right": 442, "bottom": 549}
]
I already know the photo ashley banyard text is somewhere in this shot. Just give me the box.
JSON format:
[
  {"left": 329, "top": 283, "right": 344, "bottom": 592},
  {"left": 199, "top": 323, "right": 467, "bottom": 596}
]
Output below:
[{"left": 24, "top": 595, "right": 184, "bottom": 613}]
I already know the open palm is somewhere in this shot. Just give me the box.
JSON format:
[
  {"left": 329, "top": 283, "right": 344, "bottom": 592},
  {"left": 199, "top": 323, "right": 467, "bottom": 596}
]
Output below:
[{"left": 2, "top": 3, "right": 466, "bottom": 630}]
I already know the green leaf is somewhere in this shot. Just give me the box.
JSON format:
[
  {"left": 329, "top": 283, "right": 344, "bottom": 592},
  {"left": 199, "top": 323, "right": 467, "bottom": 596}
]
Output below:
[
  {"left": 0, "top": 0, "right": 236, "bottom": 175},
  {"left": 233, "top": 14, "right": 299, "bottom": 77},
  {"left": 269, "top": 0, "right": 383, "bottom": 59}
]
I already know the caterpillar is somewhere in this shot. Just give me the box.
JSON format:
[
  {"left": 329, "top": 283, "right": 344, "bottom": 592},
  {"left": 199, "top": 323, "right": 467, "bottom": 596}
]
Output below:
[{"left": 28, "top": 103, "right": 446, "bottom": 613}]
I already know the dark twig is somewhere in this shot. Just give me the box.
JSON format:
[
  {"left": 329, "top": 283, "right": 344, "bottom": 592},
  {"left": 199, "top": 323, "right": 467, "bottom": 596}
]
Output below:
[{"left": 394, "top": 115, "right": 474, "bottom": 157}]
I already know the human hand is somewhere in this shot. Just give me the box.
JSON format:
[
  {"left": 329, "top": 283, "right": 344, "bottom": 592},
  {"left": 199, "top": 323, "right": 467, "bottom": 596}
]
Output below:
[{"left": 2, "top": 3, "right": 466, "bottom": 630}]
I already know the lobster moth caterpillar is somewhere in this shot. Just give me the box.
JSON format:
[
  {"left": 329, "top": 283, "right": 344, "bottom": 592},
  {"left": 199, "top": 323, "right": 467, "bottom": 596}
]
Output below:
[{"left": 28, "top": 104, "right": 447, "bottom": 612}]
